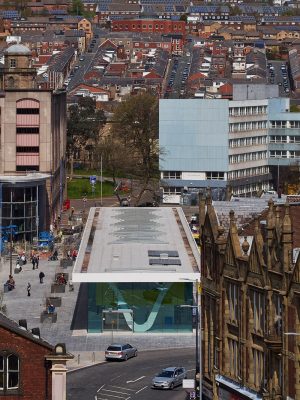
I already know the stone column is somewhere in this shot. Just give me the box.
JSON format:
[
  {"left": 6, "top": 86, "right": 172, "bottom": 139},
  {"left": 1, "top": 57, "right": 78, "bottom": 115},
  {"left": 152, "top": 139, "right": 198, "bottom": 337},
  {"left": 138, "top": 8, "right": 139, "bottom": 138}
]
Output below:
[{"left": 51, "top": 362, "right": 68, "bottom": 400}]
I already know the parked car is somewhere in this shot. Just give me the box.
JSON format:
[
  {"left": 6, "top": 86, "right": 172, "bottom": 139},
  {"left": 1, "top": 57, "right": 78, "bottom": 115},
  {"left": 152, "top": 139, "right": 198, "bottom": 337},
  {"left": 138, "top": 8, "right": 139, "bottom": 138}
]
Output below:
[
  {"left": 79, "top": 56, "right": 85, "bottom": 61},
  {"left": 151, "top": 367, "right": 187, "bottom": 390},
  {"left": 105, "top": 343, "right": 137, "bottom": 361}
]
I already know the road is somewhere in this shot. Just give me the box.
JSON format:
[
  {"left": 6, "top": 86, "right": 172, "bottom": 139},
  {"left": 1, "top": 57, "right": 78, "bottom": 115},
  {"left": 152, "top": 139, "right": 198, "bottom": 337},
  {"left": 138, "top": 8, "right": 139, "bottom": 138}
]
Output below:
[
  {"left": 267, "top": 60, "right": 291, "bottom": 97},
  {"left": 67, "top": 348, "right": 196, "bottom": 400}
]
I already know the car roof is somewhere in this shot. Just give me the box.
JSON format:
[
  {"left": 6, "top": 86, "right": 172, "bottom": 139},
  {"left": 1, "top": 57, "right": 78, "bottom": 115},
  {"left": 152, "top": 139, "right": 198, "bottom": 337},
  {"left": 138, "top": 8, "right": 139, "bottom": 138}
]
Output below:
[
  {"left": 108, "top": 343, "right": 129, "bottom": 346},
  {"left": 163, "top": 367, "right": 183, "bottom": 371}
]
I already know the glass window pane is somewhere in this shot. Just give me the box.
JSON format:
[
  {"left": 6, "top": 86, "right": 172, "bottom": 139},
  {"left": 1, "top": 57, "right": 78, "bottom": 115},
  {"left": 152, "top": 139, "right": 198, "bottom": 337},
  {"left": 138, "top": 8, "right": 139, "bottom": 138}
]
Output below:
[
  {"left": 8, "top": 372, "right": 19, "bottom": 388},
  {"left": 8, "top": 354, "right": 18, "bottom": 371},
  {"left": 0, "top": 355, "right": 3, "bottom": 371},
  {"left": 0, "top": 372, "right": 3, "bottom": 389}
]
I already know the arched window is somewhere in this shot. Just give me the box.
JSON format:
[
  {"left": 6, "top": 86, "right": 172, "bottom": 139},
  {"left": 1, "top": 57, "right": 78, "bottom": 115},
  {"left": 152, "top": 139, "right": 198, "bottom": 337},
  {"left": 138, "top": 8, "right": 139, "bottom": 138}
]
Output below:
[{"left": 0, "top": 353, "right": 20, "bottom": 393}]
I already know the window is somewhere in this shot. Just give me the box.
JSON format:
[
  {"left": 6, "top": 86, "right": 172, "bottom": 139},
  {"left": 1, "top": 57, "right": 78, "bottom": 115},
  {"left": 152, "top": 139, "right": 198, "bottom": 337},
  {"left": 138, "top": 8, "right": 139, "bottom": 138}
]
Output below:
[
  {"left": 16, "top": 108, "right": 39, "bottom": 115},
  {"left": 10, "top": 59, "right": 16, "bottom": 68},
  {"left": 228, "top": 338, "right": 238, "bottom": 378},
  {"left": 16, "top": 147, "right": 39, "bottom": 153},
  {"left": 162, "top": 171, "right": 181, "bottom": 179},
  {"left": 16, "top": 127, "right": 39, "bottom": 134},
  {"left": 228, "top": 282, "right": 238, "bottom": 323},
  {"left": 253, "top": 349, "right": 264, "bottom": 388},
  {"left": 251, "top": 290, "right": 265, "bottom": 334},
  {"left": 163, "top": 186, "right": 181, "bottom": 195},
  {"left": 206, "top": 171, "right": 225, "bottom": 180},
  {"left": 0, "top": 353, "right": 19, "bottom": 393},
  {"left": 273, "top": 294, "right": 282, "bottom": 336},
  {"left": 16, "top": 165, "right": 39, "bottom": 171}
]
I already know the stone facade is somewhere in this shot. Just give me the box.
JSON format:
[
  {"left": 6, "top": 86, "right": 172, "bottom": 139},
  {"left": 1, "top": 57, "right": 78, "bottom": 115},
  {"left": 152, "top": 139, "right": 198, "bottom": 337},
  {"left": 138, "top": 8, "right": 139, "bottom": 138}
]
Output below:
[{"left": 200, "top": 192, "right": 300, "bottom": 400}]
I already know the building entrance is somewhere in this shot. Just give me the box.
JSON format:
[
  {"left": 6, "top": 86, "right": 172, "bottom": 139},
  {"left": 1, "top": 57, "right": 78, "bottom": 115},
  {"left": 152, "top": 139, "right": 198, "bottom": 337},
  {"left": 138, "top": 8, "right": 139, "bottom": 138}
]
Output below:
[{"left": 102, "top": 309, "right": 134, "bottom": 332}]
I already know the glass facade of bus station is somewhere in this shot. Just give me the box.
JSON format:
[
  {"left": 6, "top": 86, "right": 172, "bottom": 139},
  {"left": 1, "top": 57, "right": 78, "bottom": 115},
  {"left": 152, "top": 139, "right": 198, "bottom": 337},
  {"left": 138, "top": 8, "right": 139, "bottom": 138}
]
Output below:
[{"left": 87, "top": 282, "right": 193, "bottom": 333}]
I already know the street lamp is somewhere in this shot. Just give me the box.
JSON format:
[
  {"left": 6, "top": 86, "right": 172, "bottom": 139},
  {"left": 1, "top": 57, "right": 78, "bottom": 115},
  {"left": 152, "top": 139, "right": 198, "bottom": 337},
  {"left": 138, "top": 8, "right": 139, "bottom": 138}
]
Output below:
[{"left": 180, "top": 278, "right": 202, "bottom": 400}]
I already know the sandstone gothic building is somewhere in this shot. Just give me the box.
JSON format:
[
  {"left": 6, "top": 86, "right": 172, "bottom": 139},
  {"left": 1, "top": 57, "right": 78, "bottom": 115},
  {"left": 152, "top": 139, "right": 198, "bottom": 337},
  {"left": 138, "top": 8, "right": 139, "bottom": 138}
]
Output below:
[{"left": 200, "top": 193, "right": 300, "bottom": 400}]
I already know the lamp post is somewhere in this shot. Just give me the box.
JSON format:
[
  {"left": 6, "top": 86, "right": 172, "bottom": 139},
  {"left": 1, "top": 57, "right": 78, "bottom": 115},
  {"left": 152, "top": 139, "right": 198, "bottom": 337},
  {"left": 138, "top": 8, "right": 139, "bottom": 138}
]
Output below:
[{"left": 180, "top": 278, "right": 202, "bottom": 400}]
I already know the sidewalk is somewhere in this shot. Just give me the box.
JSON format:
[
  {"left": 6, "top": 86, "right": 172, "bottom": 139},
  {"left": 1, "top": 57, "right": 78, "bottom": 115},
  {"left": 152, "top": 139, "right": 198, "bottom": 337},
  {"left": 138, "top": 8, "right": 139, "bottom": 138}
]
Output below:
[{"left": 0, "top": 255, "right": 195, "bottom": 370}]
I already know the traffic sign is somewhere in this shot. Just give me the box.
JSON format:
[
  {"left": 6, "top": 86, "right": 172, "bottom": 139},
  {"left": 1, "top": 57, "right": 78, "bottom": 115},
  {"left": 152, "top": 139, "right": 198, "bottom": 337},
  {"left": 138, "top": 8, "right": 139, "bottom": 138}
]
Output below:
[{"left": 90, "top": 175, "right": 96, "bottom": 185}]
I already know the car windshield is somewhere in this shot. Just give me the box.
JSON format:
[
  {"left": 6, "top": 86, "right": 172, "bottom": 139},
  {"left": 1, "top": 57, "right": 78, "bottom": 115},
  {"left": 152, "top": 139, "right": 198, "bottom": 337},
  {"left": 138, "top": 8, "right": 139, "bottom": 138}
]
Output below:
[
  {"left": 157, "top": 371, "right": 174, "bottom": 378},
  {"left": 107, "top": 346, "right": 121, "bottom": 351}
]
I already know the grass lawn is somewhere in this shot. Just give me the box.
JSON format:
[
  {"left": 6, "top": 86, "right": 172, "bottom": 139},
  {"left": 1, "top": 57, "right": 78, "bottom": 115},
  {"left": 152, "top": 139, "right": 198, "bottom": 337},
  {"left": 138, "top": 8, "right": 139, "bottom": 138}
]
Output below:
[{"left": 67, "top": 178, "right": 116, "bottom": 199}]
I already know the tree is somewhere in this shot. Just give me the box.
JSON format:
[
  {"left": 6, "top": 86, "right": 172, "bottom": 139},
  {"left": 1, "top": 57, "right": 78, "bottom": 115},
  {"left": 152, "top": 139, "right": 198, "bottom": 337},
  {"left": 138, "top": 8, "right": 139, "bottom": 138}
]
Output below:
[
  {"left": 100, "top": 92, "right": 160, "bottom": 206},
  {"left": 67, "top": 97, "right": 106, "bottom": 170},
  {"left": 70, "top": 0, "right": 84, "bottom": 15}
]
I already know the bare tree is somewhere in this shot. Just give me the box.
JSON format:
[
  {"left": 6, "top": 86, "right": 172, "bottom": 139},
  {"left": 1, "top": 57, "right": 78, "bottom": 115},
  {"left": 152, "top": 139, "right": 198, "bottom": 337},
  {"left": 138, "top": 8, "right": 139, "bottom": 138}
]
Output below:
[{"left": 98, "top": 93, "right": 160, "bottom": 206}]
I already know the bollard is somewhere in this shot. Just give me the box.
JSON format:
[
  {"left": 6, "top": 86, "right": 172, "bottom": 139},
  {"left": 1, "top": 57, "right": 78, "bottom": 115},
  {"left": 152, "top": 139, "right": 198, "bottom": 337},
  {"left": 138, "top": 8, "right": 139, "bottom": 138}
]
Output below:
[
  {"left": 77, "top": 354, "right": 80, "bottom": 365},
  {"left": 92, "top": 352, "right": 95, "bottom": 363}
]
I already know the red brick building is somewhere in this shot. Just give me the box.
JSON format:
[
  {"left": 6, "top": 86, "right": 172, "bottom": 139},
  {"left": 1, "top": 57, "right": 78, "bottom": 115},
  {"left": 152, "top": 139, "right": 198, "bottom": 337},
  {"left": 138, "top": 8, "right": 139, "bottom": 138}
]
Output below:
[
  {"left": 0, "top": 314, "right": 72, "bottom": 400},
  {"left": 111, "top": 19, "right": 186, "bottom": 54}
]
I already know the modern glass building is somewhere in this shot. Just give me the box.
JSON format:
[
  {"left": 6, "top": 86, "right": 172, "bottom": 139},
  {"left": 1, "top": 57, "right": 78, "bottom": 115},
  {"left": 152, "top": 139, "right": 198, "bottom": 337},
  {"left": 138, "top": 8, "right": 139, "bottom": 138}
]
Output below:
[
  {"left": 0, "top": 174, "right": 49, "bottom": 242},
  {"left": 87, "top": 282, "right": 193, "bottom": 333},
  {"left": 73, "top": 207, "right": 200, "bottom": 334}
]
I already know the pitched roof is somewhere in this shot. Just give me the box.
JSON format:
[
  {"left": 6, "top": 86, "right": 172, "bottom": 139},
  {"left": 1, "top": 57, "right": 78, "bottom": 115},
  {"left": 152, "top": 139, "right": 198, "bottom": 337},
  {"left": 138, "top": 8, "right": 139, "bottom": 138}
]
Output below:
[{"left": 0, "top": 312, "right": 54, "bottom": 350}]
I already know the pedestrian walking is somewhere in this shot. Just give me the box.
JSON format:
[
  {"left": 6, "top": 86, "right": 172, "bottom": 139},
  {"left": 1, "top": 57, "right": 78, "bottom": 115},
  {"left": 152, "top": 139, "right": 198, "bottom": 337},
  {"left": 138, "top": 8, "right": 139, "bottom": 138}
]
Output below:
[
  {"left": 27, "top": 283, "right": 31, "bottom": 297},
  {"left": 31, "top": 255, "right": 36, "bottom": 270},
  {"left": 39, "top": 271, "right": 45, "bottom": 284},
  {"left": 35, "top": 255, "right": 39, "bottom": 269}
]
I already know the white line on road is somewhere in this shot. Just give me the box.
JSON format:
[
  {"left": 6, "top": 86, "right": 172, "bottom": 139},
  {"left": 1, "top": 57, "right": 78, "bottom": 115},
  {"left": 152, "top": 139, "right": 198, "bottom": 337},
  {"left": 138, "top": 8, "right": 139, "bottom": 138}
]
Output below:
[
  {"left": 186, "top": 369, "right": 196, "bottom": 372},
  {"left": 97, "top": 393, "right": 129, "bottom": 399},
  {"left": 126, "top": 376, "right": 145, "bottom": 384},
  {"left": 110, "top": 386, "right": 135, "bottom": 392},
  {"left": 102, "top": 388, "right": 132, "bottom": 395},
  {"left": 110, "top": 374, "right": 124, "bottom": 382},
  {"left": 97, "top": 384, "right": 105, "bottom": 392},
  {"left": 135, "top": 386, "right": 148, "bottom": 394}
]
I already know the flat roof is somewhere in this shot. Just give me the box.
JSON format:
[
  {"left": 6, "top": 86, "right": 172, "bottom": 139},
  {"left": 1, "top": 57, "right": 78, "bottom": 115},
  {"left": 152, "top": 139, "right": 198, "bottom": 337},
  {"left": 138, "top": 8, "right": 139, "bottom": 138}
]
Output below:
[{"left": 72, "top": 207, "right": 200, "bottom": 283}]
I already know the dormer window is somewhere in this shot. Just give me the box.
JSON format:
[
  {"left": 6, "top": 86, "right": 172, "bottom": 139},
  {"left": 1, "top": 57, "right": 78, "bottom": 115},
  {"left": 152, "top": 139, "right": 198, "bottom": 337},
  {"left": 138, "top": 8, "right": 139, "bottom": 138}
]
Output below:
[{"left": 10, "top": 59, "right": 16, "bottom": 68}]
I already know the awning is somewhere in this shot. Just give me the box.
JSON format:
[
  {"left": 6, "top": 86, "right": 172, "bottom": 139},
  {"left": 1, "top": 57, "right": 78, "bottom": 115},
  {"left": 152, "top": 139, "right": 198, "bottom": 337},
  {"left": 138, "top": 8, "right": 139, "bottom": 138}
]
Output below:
[{"left": 216, "top": 375, "right": 262, "bottom": 400}]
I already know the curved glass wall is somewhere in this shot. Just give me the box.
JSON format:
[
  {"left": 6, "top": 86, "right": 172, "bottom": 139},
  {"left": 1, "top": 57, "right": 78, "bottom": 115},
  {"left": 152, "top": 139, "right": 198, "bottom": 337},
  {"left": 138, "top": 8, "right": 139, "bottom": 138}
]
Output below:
[{"left": 88, "top": 282, "right": 193, "bottom": 333}]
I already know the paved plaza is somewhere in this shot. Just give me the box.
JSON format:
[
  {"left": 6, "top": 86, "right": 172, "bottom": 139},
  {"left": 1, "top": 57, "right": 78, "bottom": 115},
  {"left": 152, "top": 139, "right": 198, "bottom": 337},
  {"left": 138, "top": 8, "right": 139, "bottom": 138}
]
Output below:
[{"left": 0, "top": 253, "right": 194, "bottom": 370}]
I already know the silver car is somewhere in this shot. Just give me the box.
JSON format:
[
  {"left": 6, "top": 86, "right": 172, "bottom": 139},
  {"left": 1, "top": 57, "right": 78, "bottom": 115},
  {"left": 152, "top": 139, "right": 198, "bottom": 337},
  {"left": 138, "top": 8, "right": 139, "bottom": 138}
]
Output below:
[
  {"left": 152, "top": 367, "right": 187, "bottom": 390},
  {"left": 105, "top": 343, "right": 137, "bottom": 361}
]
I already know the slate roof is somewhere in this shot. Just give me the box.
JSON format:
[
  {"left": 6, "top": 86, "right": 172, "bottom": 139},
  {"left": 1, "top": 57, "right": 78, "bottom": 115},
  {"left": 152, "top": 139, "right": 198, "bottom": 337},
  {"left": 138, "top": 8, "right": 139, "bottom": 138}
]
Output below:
[{"left": 0, "top": 312, "right": 54, "bottom": 350}]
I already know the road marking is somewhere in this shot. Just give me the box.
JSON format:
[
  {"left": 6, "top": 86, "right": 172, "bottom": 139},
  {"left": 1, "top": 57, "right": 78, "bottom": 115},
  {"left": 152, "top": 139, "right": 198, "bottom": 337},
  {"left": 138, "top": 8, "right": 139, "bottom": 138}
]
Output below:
[
  {"left": 135, "top": 386, "right": 148, "bottom": 394},
  {"left": 110, "top": 374, "right": 123, "bottom": 382},
  {"left": 102, "top": 388, "right": 131, "bottom": 395},
  {"left": 110, "top": 386, "right": 135, "bottom": 392},
  {"left": 97, "top": 393, "right": 128, "bottom": 399},
  {"left": 97, "top": 384, "right": 105, "bottom": 392},
  {"left": 186, "top": 369, "right": 195, "bottom": 372},
  {"left": 126, "top": 376, "right": 145, "bottom": 384}
]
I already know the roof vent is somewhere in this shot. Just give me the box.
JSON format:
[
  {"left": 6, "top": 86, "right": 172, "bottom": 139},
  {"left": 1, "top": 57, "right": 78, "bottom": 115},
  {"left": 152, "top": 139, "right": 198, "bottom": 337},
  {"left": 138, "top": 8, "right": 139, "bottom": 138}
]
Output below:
[
  {"left": 31, "top": 327, "right": 40, "bottom": 338},
  {"left": 19, "top": 319, "right": 27, "bottom": 330}
]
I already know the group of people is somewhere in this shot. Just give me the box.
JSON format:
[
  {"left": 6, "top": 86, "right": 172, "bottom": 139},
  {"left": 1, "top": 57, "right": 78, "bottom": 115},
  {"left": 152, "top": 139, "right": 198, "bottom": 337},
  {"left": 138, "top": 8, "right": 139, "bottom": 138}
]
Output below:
[{"left": 31, "top": 253, "right": 39, "bottom": 270}]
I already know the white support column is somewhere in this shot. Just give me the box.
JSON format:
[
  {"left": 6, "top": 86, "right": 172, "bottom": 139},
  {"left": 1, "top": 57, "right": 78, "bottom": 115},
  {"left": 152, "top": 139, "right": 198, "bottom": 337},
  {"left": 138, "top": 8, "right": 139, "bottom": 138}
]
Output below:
[{"left": 51, "top": 363, "right": 68, "bottom": 400}]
